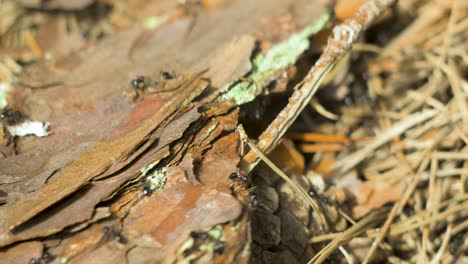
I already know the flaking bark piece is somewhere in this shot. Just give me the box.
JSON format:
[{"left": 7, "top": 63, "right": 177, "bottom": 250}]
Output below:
[
  {"left": 0, "top": 73, "right": 207, "bottom": 244},
  {"left": 0, "top": 104, "right": 200, "bottom": 247}
]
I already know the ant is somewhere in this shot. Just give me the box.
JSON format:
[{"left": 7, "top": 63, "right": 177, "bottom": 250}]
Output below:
[
  {"left": 0, "top": 108, "right": 25, "bottom": 125},
  {"left": 29, "top": 251, "right": 53, "bottom": 264},
  {"left": 190, "top": 231, "right": 209, "bottom": 240},
  {"left": 131, "top": 76, "right": 154, "bottom": 91},
  {"left": 129, "top": 71, "right": 177, "bottom": 101},
  {"left": 228, "top": 172, "right": 250, "bottom": 183},
  {"left": 102, "top": 226, "right": 127, "bottom": 244},
  {"left": 131, "top": 71, "right": 175, "bottom": 91},
  {"left": 141, "top": 177, "right": 156, "bottom": 196},
  {"left": 129, "top": 75, "right": 156, "bottom": 101},
  {"left": 142, "top": 185, "right": 153, "bottom": 196},
  {"left": 308, "top": 189, "right": 330, "bottom": 205},
  {"left": 213, "top": 241, "right": 225, "bottom": 254},
  {"left": 185, "top": 229, "right": 226, "bottom": 256},
  {"left": 229, "top": 172, "right": 259, "bottom": 210},
  {"left": 161, "top": 71, "right": 174, "bottom": 80},
  {"left": 140, "top": 177, "right": 150, "bottom": 195}
]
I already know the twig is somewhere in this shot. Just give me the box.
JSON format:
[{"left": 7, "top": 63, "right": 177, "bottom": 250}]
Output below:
[
  {"left": 237, "top": 125, "right": 329, "bottom": 229},
  {"left": 239, "top": 0, "right": 397, "bottom": 174}
]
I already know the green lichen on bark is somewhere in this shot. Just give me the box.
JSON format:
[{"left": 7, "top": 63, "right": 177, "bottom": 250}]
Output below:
[{"left": 223, "top": 13, "right": 330, "bottom": 105}]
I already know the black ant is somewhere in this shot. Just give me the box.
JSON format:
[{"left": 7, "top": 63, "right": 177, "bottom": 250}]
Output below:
[
  {"left": 41, "top": 252, "right": 52, "bottom": 263},
  {"left": 141, "top": 177, "right": 154, "bottom": 196},
  {"left": 160, "top": 71, "right": 174, "bottom": 80},
  {"left": 129, "top": 71, "right": 182, "bottom": 101},
  {"left": 190, "top": 231, "right": 209, "bottom": 240},
  {"left": 142, "top": 185, "right": 153, "bottom": 196},
  {"left": 30, "top": 251, "right": 53, "bottom": 264},
  {"left": 131, "top": 76, "right": 152, "bottom": 90},
  {"left": 102, "top": 226, "right": 127, "bottom": 244},
  {"left": 30, "top": 259, "right": 40, "bottom": 264},
  {"left": 308, "top": 189, "right": 330, "bottom": 204},
  {"left": 186, "top": 229, "right": 226, "bottom": 256},
  {"left": 213, "top": 241, "right": 225, "bottom": 254},
  {"left": 228, "top": 172, "right": 250, "bottom": 183},
  {"left": 228, "top": 172, "right": 238, "bottom": 180},
  {"left": 0, "top": 108, "right": 25, "bottom": 125}
]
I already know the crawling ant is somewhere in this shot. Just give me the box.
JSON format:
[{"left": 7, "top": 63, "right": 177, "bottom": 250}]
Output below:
[
  {"left": 131, "top": 73, "right": 182, "bottom": 101},
  {"left": 131, "top": 76, "right": 144, "bottom": 89},
  {"left": 190, "top": 231, "right": 209, "bottom": 240},
  {"left": 102, "top": 226, "right": 114, "bottom": 237},
  {"left": 0, "top": 108, "right": 25, "bottom": 125},
  {"left": 113, "top": 232, "right": 126, "bottom": 244},
  {"left": 130, "top": 75, "right": 160, "bottom": 101},
  {"left": 161, "top": 71, "right": 174, "bottom": 80},
  {"left": 131, "top": 72, "right": 172, "bottom": 91},
  {"left": 142, "top": 185, "right": 153, "bottom": 196},
  {"left": 102, "top": 226, "right": 127, "bottom": 244},
  {"left": 30, "top": 251, "right": 53, "bottom": 264},
  {"left": 186, "top": 229, "right": 226, "bottom": 256},
  {"left": 228, "top": 172, "right": 238, "bottom": 180},
  {"left": 131, "top": 76, "right": 152, "bottom": 90},
  {"left": 140, "top": 177, "right": 151, "bottom": 196},
  {"left": 228, "top": 172, "right": 250, "bottom": 183},
  {"left": 308, "top": 189, "right": 330, "bottom": 204},
  {"left": 213, "top": 241, "right": 225, "bottom": 254},
  {"left": 41, "top": 252, "right": 52, "bottom": 262},
  {"left": 309, "top": 191, "right": 330, "bottom": 204}
]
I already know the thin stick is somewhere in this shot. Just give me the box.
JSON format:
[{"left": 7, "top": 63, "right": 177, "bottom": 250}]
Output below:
[
  {"left": 239, "top": 0, "right": 397, "bottom": 174},
  {"left": 237, "top": 125, "right": 329, "bottom": 229}
]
